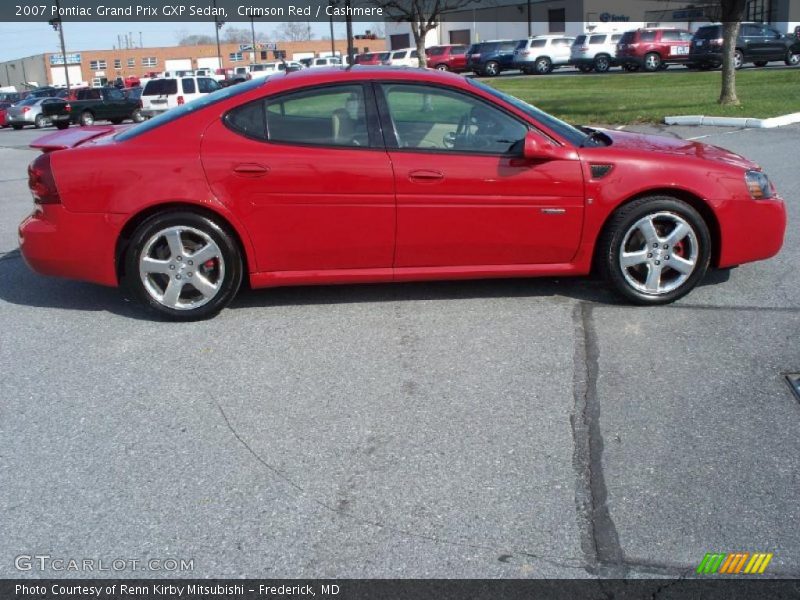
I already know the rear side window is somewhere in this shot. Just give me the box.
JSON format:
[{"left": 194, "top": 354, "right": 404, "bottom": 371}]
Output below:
[
  {"left": 182, "top": 78, "right": 196, "bottom": 94},
  {"left": 640, "top": 31, "right": 657, "bottom": 42},
  {"left": 197, "top": 78, "right": 219, "bottom": 93},
  {"left": 451, "top": 45, "right": 467, "bottom": 54},
  {"left": 226, "top": 101, "right": 266, "bottom": 139},
  {"left": 392, "top": 51, "right": 406, "bottom": 59},
  {"left": 662, "top": 30, "right": 681, "bottom": 41},
  {"left": 574, "top": 35, "right": 587, "bottom": 45},
  {"left": 428, "top": 46, "right": 446, "bottom": 56},
  {"left": 143, "top": 79, "right": 178, "bottom": 96},
  {"left": 611, "top": 34, "right": 622, "bottom": 43},
  {"left": 589, "top": 35, "right": 606, "bottom": 44},
  {"left": 531, "top": 39, "right": 547, "bottom": 48}
]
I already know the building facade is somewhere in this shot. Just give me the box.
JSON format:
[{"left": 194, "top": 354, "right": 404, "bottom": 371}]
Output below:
[{"left": 1, "top": 38, "right": 383, "bottom": 89}]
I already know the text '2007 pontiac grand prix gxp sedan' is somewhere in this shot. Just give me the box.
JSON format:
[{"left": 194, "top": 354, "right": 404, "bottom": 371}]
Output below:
[{"left": 19, "top": 67, "right": 786, "bottom": 320}]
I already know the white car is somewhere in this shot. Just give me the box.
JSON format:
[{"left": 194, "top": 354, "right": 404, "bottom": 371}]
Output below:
[
  {"left": 513, "top": 35, "right": 576, "bottom": 74},
  {"left": 387, "top": 48, "right": 420, "bottom": 67},
  {"left": 570, "top": 32, "right": 624, "bottom": 73},
  {"left": 308, "top": 56, "right": 342, "bottom": 68},
  {"left": 140, "top": 76, "right": 222, "bottom": 117},
  {"left": 248, "top": 61, "right": 304, "bottom": 80}
]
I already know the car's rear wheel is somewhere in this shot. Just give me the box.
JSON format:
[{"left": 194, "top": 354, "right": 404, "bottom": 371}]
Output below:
[
  {"left": 131, "top": 108, "right": 145, "bottom": 123},
  {"left": 483, "top": 61, "right": 500, "bottom": 77},
  {"left": 534, "top": 56, "right": 553, "bottom": 74},
  {"left": 643, "top": 52, "right": 662, "bottom": 72},
  {"left": 734, "top": 49, "right": 744, "bottom": 69},
  {"left": 598, "top": 197, "right": 711, "bottom": 305},
  {"left": 435, "top": 63, "right": 449, "bottom": 71},
  {"left": 124, "top": 211, "right": 243, "bottom": 321},
  {"left": 80, "top": 111, "right": 95, "bottom": 126},
  {"left": 34, "top": 114, "right": 46, "bottom": 129},
  {"left": 785, "top": 50, "right": 800, "bottom": 66},
  {"left": 594, "top": 55, "right": 611, "bottom": 73}
]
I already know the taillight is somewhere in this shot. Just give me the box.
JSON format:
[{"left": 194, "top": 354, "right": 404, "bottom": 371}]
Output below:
[
  {"left": 177, "top": 96, "right": 185, "bottom": 105},
  {"left": 28, "top": 153, "right": 61, "bottom": 205},
  {"left": 579, "top": 45, "right": 589, "bottom": 51},
  {"left": 65, "top": 103, "right": 71, "bottom": 112},
  {"left": 22, "top": 106, "right": 30, "bottom": 114}
]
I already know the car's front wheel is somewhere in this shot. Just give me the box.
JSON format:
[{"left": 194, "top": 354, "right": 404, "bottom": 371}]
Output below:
[
  {"left": 734, "top": 49, "right": 744, "bottom": 69},
  {"left": 594, "top": 55, "right": 611, "bottom": 73},
  {"left": 131, "top": 108, "right": 145, "bottom": 123},
  {"left": 598, "top": 197, "right": 711, "bottom": 305},
  {"left": 124, "top": 211, "right": 243, "bottom": 320},
  {"left": 483, "top": 61, "right": 500, "bottom": 77}
]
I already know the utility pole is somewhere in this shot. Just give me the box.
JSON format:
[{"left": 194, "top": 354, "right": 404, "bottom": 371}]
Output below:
[
  {"left": 213, "top": 0, "right": 224, "bottom": 72},
  {"left": 345, "top": 0, "right": 354, "bottom": 65},
  {"left": 328, "top": 0, "right": 337, "bottom": 58},
  {"left": 250, "top": 16, "right": 258, "bottom": 64},
  {"left": 51, "top": 0, "right": 70, "bottom": 91}
]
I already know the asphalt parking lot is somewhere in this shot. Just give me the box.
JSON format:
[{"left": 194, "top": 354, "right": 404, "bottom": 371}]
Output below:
[{"left": 0, "top": 122, "right": 797, "bottom": 579}]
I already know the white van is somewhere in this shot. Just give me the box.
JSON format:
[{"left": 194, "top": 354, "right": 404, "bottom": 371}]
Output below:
[{"left": 140, "top": 76, "right": 221, "bottom": 117}]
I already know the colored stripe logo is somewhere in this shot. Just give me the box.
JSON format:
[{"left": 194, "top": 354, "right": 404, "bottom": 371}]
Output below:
[{"left": 696, "top": 552, "right": 773, "bottom": 574}]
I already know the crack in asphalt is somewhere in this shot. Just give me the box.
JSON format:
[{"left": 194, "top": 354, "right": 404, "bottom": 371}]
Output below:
[
  {"left": 205, "top": 372, "right": 587, "bottom": 574},
  {"left": 571, "top": 302, "right": 627, "bottom": 577}
]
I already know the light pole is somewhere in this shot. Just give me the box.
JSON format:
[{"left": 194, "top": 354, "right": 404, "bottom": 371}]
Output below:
[
  {"left": 328, "top": 0, "right": 338, "bottom": 58},
  {"left": 250, "top": 16, "right": 258, "bottom": 65},
  {"left": 51, "top": 0, "right": 70, "bottom": 91},
  {"left": 345, "top": 0, "right": 355, "bottom": 66},
  {"left": 213, "top": 0, "right": 224, "bottom": 72}
]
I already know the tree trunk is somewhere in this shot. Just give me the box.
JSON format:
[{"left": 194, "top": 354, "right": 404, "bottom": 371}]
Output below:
[
  {"left": 414, "top": 26, "right": 428, "bottom": 68},
  {"left": 719, "top": 20, "right": 741, "bottom": 105}
]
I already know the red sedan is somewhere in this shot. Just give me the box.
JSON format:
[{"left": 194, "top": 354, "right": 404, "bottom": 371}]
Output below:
[{"left": 19, "top": 68, "right": 786, "bottom": 320}]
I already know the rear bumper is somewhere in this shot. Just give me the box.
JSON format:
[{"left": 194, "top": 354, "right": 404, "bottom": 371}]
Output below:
[
  {"left": 18, "top": 205, "right": 121, "bottom": 287},
  {"left": 717, "top": 196, "right": 787, "bottom": 268},
  {"left": 689, "top": 51, "right": 723, "bottom": 65},
  {"left": 141, "top": 108, "right": 168, "bottom": 118}
]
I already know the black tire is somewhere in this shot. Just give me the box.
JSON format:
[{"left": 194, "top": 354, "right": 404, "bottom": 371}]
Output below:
[
  {"left": 643, "top": 52, "right": 662, "bottom": 72},
  {"left": 435, "top": 63, "right": 449, "bottom": 71},
  {"left": 55, "top": 121, "right": 69, "bottom": 130},
  {"left": 594, "top": 55, "right": 611, "bottom": 73},
  {"left": 753, "top": 60, "right": 768, "bottom": 67},
  {"left": 110, "top": 118, "right": 123, "bottom": 125},
  {"left": 534, "top": 56, "right": 553, "bottom": 74},
  {"left": 131, "top": 108, "right": 145, "bottom": 123},
  {"left": 785, "top": 50, "right": 800, "bottom": 66},
  {"left": 123, "top": 211, "right": 243, "bottom": 321},
  {"left": 483, "top": 61, "right": 500, "bottom": 77},
  {"left": 34, "top": 114, "right": 46, "bottom": 129},
  {"left": 577, "top": 64, "right": 594, "bottom": 73},
  {"left": 79, "top": 111, "right": 94, "bottom": 126},
  {"left": 734, "top": 49, "right": 744, "bottom": 69},
  {"left": 11, "top": 124, "right": 23, "bottom": 130},
  {"left": 597, "top": 196, "right": 711, "bottom": 305}
]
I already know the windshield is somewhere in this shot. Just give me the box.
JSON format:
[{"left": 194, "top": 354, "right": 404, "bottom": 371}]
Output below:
[
  {"left": 467, "top": 78, "right": 589, "bottom": 147},
  {"left": 694, "top": 26, "right": 722, "bottom": 39},
  {"left": 116, "top": 77, "right": 267, "bottom": 142}
]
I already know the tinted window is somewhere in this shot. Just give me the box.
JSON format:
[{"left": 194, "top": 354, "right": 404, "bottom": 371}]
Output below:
[
  {"left": 117, "top": 78, "right": 266, "bottom": 141},
  {"left": 392, "top": 51, "right": 405, "bottom": 59},
  {"left": 574, "top": 35, "right": 587, "bottom": 45},
  {"left": 451, "top": 46, "right": 467, "bottom": 54},
  {"left": 265, "top": 85, "right": 368, "bottom": 147},
  {"left": 143, "top": 79, "right": 178, "bottom": 96},
  {"left": 589, "top": 35, "right": 607, "bottom": 44},
  {"left": 661, "top": 30, "right": 681, "bottom": 41},
  {"left": 226, "top": 101, "right": 266, "bottom": 139},
  {"left": 410, "top": 50, "right": 419, "bottom": 58},
  {"left": 694, "top": 26, "right": 721, "bottom": 39},
  {"left": 742, "top": 24, "right": 764, "bottom": 37},
  {"left": 197, "top": 78, "right": 219, "bottom": 93},
  {"left": 381, "top": 83, "right": 527, "bottom": 155},
  {"left": 106, "top": 88, "right": 124, "bottom": 100},
  {"left": 640, "top": 31, "right": 657, "bottom": 41},
  {"left": 377, "top": 53, "right": 390, "bottom": 60},
  {"left": 611, "top": 34, "right": 622, "bottom": 42},
  {"left": 428, "top": 47, "right": 446, "bottom": 56},
  {"left": 531, "top": 39, "right": 547, "bottom": 48},
  {"left": 619, "top": 31, "right": 636, "bottom": 44},
  {"left": 182, "top": 78, "right": 196, "bottom": 94}
]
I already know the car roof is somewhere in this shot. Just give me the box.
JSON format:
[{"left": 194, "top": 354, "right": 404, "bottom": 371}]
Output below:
[{"left": 269, "top": 65, "right": 469, "bottom": 87}]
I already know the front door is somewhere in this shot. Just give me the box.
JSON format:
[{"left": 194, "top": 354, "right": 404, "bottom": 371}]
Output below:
[{"left": 376, "top": 82, "right": 584, "bottom": 268}]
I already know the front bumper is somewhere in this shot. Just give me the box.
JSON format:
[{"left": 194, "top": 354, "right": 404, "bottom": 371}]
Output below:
[
  {"left": 18, "top": 204, "right": 121, "bottom": 287},
  {"left": 717, "top": 196, "right": 787, "bottom": 267}
]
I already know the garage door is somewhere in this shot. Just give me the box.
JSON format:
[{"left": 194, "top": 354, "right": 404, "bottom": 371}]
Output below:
[
  {"left": 50, "top": 65, "right": 82, "bottom": 87},
  {"left": 196, "top": 57, "right": 220, "bottom": 70},
  {"left": 165, "top": 58, "right": 192, "bottom": 72}
]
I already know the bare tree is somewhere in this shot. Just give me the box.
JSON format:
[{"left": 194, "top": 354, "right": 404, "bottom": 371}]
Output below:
[
  {"left": 717, "top": 0, "right": 747, "bottom": 105},
  {"left": 369, "top": 0, "right": 476, "bottom": 67},
  {"left": 177, "top": 33, "right": 216, "bottom": 46},
  {"left": 223, "top": 27, "right": 267, "bottom": 44},
  {"left": 273, "top": 22, "right": 315, "bottom": 42}
]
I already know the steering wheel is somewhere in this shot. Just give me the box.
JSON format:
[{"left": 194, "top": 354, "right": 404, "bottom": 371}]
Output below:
[{"left": 443, "top": 112, "right": 471, "bottom": 149}]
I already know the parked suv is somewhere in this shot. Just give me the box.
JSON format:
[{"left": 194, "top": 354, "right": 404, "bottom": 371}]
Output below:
[
  {"left": 466, "top": 40, "right": 525, "bottom": 76},
  {"left": 425, "top": 45, "right": 468, "bottom": 72},
  {"left": 570, "top": 32, "right": 622, "bottom": 73},
  {"left": 689, "top": 23, "right": 800, "bottom": 69},
  {"left": 387, "top": 48, "right": 420, "bottom": 67},
  {"left": 140, "top": 76, "right": 221, "bottom": 118},
  {"left": 513, "top": 35, "right": 575, "bottom": 74},
  {"left": 617, "top": 29, "right": 694, "bottom": 72}
]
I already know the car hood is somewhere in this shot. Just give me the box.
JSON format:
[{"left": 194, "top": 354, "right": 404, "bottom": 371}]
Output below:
[{"left": 600, "top": 129, "right": 759, "bottom": 171}]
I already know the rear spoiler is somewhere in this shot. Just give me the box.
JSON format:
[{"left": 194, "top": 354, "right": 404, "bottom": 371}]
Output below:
[{"left": 30, "top": 125, "right": 116, "bottom": 153}]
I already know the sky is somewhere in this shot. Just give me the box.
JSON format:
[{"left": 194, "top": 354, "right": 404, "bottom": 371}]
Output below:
[{"left": 0, "top": 20, "right": 377, "bottom": 61}]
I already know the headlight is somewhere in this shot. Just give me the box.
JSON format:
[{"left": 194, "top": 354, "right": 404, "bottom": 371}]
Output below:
[{"left": 745, "top": 170, "right": 773, "bottom": 199}]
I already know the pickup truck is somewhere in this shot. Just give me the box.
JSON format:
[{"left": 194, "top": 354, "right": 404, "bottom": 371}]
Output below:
[
  {"left": 40, "top": 98, "right": 71, "bottom": 129},
  {"left": 67, "top": 87, "right": 144, "bottom": 126}
]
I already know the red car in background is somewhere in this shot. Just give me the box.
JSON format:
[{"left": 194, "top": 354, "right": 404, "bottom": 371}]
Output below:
[
  {"left": 355, "top": 51, "right": 390, "bottom": 65},
  {"left": 19, "top": 68, "right": 786, "bottom": 320},
  {"left": 0, "top": 101, "right": 12, "bottom": 127},
  {"left": 617, "top": 28, "right": 694, "bottom": 71},
  {"left": 425, "top": 45, "right": 469, "bottom": 72}
]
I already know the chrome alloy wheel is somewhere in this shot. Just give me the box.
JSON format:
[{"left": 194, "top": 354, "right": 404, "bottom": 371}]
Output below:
[
  {"left": 619, "top": 212, "right": 699, "bottom": 295},
  {"left": 138, "top": 225, "right": 225, "bottom": 310}
]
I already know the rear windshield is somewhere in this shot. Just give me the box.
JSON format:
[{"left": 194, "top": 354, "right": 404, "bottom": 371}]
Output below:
[
  {"left": 619, "top": 31, "right": 636, "bottom": 44},
  {"left": 18, "top": 96, "right": 40, "bottom": 106},
  {"left": 143, "top": 79, "right": 178, "bottom": 96},
  {"left": 694, "top": 26, "right": 722, "bottom": 39},
  {"left": 117, "top": 77, "right": 266, "bottom": 142}
]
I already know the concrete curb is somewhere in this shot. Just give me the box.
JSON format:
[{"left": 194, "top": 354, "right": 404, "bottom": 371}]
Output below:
[{"left": 664, "top": 112, "right": 800, "bottom": 128}]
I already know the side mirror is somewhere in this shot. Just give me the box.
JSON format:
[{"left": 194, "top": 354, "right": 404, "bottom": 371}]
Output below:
[{"left": 523, "top": 131, "right": 557, "bottom": 160}]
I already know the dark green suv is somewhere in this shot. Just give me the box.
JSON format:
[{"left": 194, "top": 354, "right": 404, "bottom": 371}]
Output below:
[{"left": 689, "top": 23, "right": 800, "bottom": 69}]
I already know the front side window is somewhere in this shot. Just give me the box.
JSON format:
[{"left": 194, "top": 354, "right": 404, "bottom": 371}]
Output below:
[
  {"left": 182, "top": 78, "right": 196, "bottom": 94},
  {"left": 197, "top": 78, "right": 220, "bottom": 93},
  {"left": 380, "top": 83, "right": 527, "bottom": 155}
]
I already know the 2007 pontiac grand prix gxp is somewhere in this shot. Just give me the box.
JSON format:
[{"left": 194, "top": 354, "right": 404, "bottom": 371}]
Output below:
[{"left": 20, "top": 67, "right": 786, "bottom": 320}]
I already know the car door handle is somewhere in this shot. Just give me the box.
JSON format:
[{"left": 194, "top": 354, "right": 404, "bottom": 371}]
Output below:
[
  {"left": 233, "top": 163, "right": 269, "bottom": 177},
  {"left": 408, "top": 169, "right": 444, "bottom": 183}
]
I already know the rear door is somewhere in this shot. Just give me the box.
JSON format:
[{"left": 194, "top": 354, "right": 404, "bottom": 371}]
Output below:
[{"left": 201, "top": 82, "right": 396, "bottom": 274}]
